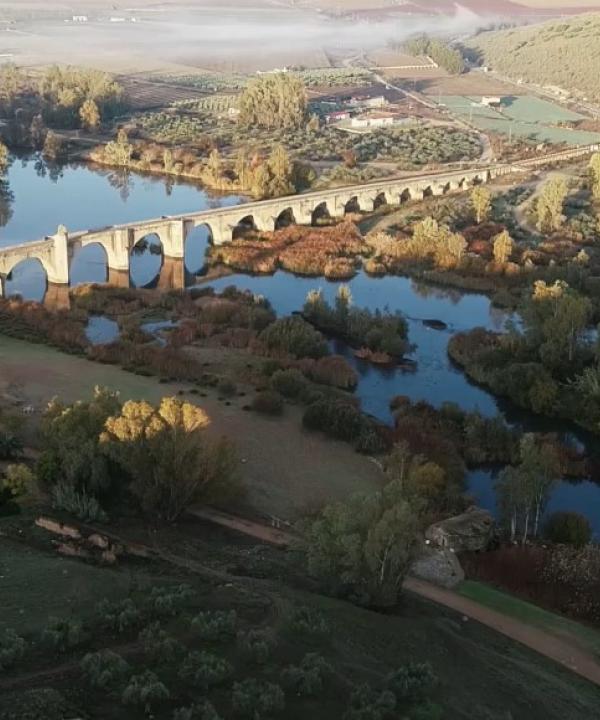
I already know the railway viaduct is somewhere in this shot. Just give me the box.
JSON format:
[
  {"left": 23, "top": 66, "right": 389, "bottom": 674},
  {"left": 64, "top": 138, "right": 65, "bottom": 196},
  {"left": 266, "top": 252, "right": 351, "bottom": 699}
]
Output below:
[{"left": 0, "top": 144, "right": 596, "bottom": 299}]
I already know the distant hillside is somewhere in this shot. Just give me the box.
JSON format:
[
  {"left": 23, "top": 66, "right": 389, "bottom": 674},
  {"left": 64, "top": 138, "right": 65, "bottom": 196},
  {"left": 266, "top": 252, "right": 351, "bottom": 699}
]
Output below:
[{"left": 468, "top": 13, "right": 600, "bottom": 101}]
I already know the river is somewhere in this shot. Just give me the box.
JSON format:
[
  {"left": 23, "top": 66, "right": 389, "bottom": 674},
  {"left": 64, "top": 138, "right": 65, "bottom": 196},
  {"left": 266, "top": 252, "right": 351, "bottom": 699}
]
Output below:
[{"left": 1, "top": 154, "right": 599, "bottom": 535}]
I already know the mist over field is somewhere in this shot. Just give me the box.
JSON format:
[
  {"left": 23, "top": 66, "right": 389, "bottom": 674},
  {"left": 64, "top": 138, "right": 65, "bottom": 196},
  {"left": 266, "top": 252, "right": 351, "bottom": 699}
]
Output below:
[{"left": 0, "top": 1, "right": 492, "bottom": 72}]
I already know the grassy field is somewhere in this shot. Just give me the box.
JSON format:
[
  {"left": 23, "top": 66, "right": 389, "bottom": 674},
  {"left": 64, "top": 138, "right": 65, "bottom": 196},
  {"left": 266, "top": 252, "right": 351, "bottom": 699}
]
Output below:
[
  {"left": 459, "top": 581, "right": 600, "bottom": 658},
  {"left": 438, "top": 94, "right": 600, "bottom": 145},
  {"left": 1, "top": 525, "right": 599, "bottom": 720},
  {"left": 0, "top": 335, "right": 383, "bottom": 521}
]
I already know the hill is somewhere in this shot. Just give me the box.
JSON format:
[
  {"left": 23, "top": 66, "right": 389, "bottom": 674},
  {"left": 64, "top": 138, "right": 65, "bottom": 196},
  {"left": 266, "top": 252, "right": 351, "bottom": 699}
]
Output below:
[{"left": 467, "top": 13, "right": 600, "bottom": 102}]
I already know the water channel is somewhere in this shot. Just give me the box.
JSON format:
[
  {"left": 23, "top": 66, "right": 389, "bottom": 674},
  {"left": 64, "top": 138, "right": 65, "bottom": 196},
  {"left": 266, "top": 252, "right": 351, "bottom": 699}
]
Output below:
[{"left": 1, "top": 154, "right": 599, "bottom": 535}]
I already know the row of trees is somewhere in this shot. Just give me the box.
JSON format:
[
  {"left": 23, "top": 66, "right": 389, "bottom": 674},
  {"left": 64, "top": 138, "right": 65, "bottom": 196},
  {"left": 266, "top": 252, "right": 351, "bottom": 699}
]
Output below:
[
  {"left": 38, "top": 388, "right": 238, "bottom": 522},
  {"left": 403, "top": 34, "right": 465, "bottom": 74}
]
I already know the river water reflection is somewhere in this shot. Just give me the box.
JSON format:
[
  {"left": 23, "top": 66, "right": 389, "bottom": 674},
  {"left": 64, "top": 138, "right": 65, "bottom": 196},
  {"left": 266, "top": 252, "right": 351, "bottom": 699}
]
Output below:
[{"left": 1, "top": 156, "right": 599, "bottom": 534}]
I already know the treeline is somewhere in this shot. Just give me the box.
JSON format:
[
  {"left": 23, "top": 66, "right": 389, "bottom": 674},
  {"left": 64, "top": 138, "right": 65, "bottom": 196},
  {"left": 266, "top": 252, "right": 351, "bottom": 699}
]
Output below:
[
  {"left": 0, "top": 64, "right": 124, "bottom": 148},
  {"left": 238, "top": 73, "right": 307, "bottom": 130},
  {"left": 449, "top": 279, "right": 600, "bottom": 432},
  {"left": 403, "top": 34, "right": 465, "bottom": 75},
  {"left": 91, "top": 130, "right": 314, "bottom": 199}
]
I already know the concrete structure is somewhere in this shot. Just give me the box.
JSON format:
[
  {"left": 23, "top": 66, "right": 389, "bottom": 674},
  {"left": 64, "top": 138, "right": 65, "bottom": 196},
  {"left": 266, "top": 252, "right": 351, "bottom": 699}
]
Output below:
[{"left": 1, "top": 145, "right": 597, "bottom": 299}]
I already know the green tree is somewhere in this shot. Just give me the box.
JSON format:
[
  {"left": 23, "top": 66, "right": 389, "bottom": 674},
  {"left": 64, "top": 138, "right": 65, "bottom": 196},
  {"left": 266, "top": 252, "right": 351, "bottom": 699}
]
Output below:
[
  {"left": 231, "top": 679, "right": 285, "bottom": 719},
  {"left": 0, "top": 141, "right": 8, "bottom": 174},
  {"left": 122, "top": 670, "right": 169, "bottom": 715},
  {"left": 100, "top": 397, "right": 238, "bottom": 521},
  {"left": 37, "top": 386, "right": 121, "bottom": 499},
  {"left": 103, "top": 128, "right": 133, "bottom": 167},
  {"left": 239, "top": 73, "right": 307, "bottom": 130},
  {"left": 536, "top": 177, "right": 568, "bottom": 232},
  {"left": 301, "top": 483, "right": 420, "bottom": 607},
  {"left": 471, "top": 186, "right": 491, "bottom": 224},
  {"left": 545, "top": 511, "right": 591, "bottom": 548}
]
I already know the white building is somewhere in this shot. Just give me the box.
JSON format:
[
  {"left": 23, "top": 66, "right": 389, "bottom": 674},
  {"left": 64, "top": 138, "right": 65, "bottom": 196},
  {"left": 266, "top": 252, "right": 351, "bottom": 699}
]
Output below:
[
  {"left": 351, "top": 114, "right": 395, "bottom": 129},
  {"left": 481, "top": 96, "right": 502, "bottom": 107},
  {"left": 72, "top": 15, "right": 88, "bottom": 23}
]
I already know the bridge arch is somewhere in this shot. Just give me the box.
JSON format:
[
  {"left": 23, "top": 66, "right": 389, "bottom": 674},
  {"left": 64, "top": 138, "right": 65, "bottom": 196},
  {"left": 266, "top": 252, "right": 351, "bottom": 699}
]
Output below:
[
  {"left": 130, "top": 232, "right": 164, "bottom": 288},
  {"left": 311, "top": 201, "right": 331, "bottom": 226},
  {"left": 4, "top": 257, "right": 48, "bottom": 302},
  {"left": 232, "top": 215, "right": 258, "bottom": 239},
  {"left": 422, "top": 186, "right": 434, "bottom": 199},
  {"left": 344, "top": 196, "right": 361, "bottom": 215},
  {"left": 399, "top": 188, "right": 412, "bottom": 203},
  {"left": 373, "top": 191, "right": 388, "bottom": 210},
  {"left": 185, "top": 223, "right": 213, "bottom": 275},
  {"left": 274, "top": 208, "right": 296, "bottom": 230},
  {"left": 69, "top": 242, "right": 108, "bottom": 287}
]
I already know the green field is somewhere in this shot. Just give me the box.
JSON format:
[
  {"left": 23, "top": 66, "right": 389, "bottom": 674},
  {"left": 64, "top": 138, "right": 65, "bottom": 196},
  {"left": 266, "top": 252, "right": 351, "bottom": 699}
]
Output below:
[
  {"left": 438, "top": 95, "right": 600, "bottom": 146},
  {"left": 1, "top": 527, "right": 600, "bottom": 720}
]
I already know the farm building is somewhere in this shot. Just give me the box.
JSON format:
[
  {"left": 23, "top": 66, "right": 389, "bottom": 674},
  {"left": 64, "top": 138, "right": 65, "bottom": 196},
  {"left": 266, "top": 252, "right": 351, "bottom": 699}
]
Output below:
[
  {"left": 325, "top": 110, "right": 351, "bottom": 124},
  {"left": 351, "top": 113, "right": 397, "bottom": 128},
  {"left": 481, "top": 96, "right": 502, "bottom": 107},
  {"left": 72, "top": 15, "right": 88, "bottom": 23}
]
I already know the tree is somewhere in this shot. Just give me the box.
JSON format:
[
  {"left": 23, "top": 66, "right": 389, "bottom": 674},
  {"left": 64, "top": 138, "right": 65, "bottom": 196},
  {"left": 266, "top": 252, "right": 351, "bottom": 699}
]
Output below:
[
  {"left": 301, "top": 483, "right": 420, "bottom": 607},
  {"left": 589, "top": 152, "right": 600, "bottom": 199},
  {"left": 42, "top": 130, "right": 65, "bottom": 161},
  {"left": 384, "top": 442, "right": 448, "bottom": 516},
  {"left": 122, "top": 670, "right": 169, "bottom": 714},
  {"left": 545, "top": 511, "right": 591, "bottom": 548},
  {"left": 37, "top": 387, "right": 121, "bottom": 502},
  {"left": 471, "top": 186, "right": 491, "bottom": 224},
  {"left": 179, "top": 651, "right": 232, "bottom": 690},
  {"left": 100, "top": 397, "right": 238, "bottom": 521},
  {"left": 536, "top": 177, "right": 568, "bottom": 232},
  {"left": 81, "top": 650, "right": 130, "bottom": 689},
  {"left": 103, "top": 128, "right": 133, "bottom": 167},
  {"left": 231, "top": 679, "right": 285, "bottom": 719},
  {"left": 266, "top": 144, "right": 295, "bottom": 197},
  {"left": 0, "top": 141, "right": 8, "bottom": 174},
  {"left": 492, "top": 230, "right": 513, "bottom": 265},
  {"left": 206, "top": 148, "right": 223, "bottom": 184},
  {"left": 79, "top": 98, "right": 101, "bottom": 131},
  {"left": 239, "top": 73, "right": 307, "bottom": 130}
]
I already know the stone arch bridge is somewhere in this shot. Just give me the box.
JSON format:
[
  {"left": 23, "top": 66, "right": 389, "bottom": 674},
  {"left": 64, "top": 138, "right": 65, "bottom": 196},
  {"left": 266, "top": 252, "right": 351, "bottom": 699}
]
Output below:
[{"left": 0, "top": 144, "right": 596, "bottom": 299}]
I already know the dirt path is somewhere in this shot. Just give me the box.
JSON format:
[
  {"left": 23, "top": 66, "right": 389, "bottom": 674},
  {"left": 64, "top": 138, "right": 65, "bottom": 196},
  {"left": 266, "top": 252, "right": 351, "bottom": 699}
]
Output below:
[
  {"left": 193, "top": 507, "right": 600, "bottom": 688},
  {"left": 403, "top": 578, "right": 600, "bottom": 688}
]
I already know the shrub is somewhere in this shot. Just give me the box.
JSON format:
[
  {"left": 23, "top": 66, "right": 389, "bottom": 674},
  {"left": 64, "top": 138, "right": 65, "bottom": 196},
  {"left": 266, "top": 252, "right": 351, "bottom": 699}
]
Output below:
[
  {"left": 0, "top": 688, "right": 70, "bottom": 720},
  {"left": 42, "top": 617, "right": 86, "bottom": 653},
  {"left": 251, "top": 391, "right": 284, "bottom": 415},
  {"left": 97, "top": 597, "right": 144, "bottom": 634},
  {"left": 179, "top": 651, "right": 232, "bottom": 690},
  {"left": 237, "top": 629, "right": 273, "bottom": 665},
  {"left": 270, "top": 368, "right": 307, "bottom": 399},
  {"left": 81, "top": 649, "right": 130, "bottom": 689},
  {"left": 139, "top": 622, "right": 184, "bottom": 662},
  {"left": 259, "top": 317, "right": 328, "bottom": 359},
  {"left": 51, "top": 481, "right": 108, "bottom": 523},
  {"left": 0, "top": 629, "right": 26, "bottom": 671},
  {"left": 281, "top": 653, "right": 332, "bottom": 696},
  {"left": 0, "top": 432, "right": 23, "bottom": 461},
  {"left": 410, "top": 701, "right": 444, "bottom": 720},
  {"left": 344, "top": 684, "right": 396, "bottom": 720},
  {"left": 354, "top": 427, "right": 388, "bottom": 455},
  {"left": 286, "top": 606, "right": 330, "bottom": 640},
  {"left": 232, "top": 679, "right": 285, "bottom": 719},
  {"left": 2, "top": 464, "right": 34, "bottom": 498},
  {"left": 122, "top": 670, "right": 170, "bottom": 713},
  {"left": 302, "top": 399, "right": 365, "bottom": 442},
  {"left": 173, "top": 701, "right": 222, "bottom": 720},
  {"left": 545, "top": 512, "right": 592, "bottom": 548},
  {"left": 191, "top": 610, "right": 237, "bottom": 642},
  {"left": 385, "top": 662, "right": 437, "bottom": 704},
  {"left": 308, "top": 355, "right": 358, "bottom": 389},
  {"left": 147, "top": 584, "right": 193, "bottom": 618}
]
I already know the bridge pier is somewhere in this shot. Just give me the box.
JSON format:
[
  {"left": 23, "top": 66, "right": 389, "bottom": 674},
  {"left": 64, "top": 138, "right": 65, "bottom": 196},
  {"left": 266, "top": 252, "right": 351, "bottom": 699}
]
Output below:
[
  {"left": 158, "top": 256, "right": 185, "bottom": 291},
  {"left": 47, "top": 229, "right": 70, "bottom": 286},
  {"left": 107, "top": 268, "right": 130, "bottom": 288},
  {"left": 44, "top": 283, "right": 71, "bottom": 311}
]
